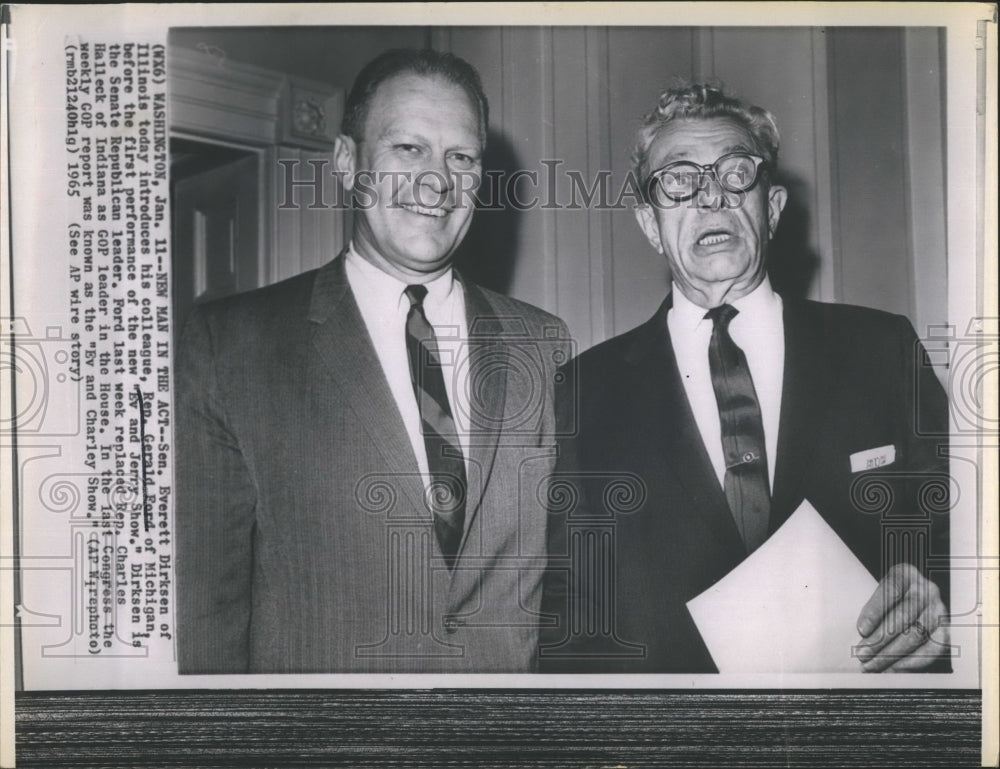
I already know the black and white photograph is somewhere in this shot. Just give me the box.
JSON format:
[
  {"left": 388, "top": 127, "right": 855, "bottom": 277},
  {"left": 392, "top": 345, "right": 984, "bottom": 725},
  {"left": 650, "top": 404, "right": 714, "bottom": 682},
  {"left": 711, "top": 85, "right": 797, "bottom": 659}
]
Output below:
[{"left": 2, "top": 3, "right": 996, "bottom": 766}]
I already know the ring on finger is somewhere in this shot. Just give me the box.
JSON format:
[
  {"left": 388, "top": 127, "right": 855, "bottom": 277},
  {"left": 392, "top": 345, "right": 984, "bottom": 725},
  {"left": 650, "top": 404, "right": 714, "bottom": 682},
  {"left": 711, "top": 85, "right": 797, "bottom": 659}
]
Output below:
[{"left": 909, "top": 619, "right": 930, "bottom": 640}]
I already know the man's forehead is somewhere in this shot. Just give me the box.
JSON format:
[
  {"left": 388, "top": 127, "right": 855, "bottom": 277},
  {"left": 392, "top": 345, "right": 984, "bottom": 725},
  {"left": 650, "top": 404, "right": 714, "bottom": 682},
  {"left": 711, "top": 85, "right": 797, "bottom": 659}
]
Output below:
[
  {"left": 364, "top": 72, "right": 481, "bottom": 140},
  {"left": 649, "top": 117, "right": 756, "bottom": 162},
  {"left": 368, "top": 73, "right": 457, "bottom": 114}
]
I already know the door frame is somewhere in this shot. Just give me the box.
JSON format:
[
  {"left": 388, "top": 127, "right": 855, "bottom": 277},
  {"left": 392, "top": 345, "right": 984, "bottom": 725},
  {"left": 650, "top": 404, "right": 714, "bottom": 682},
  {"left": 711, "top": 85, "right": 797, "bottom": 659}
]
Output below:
[{"left": 169, "top": 45, "right": 345, "bottom": 288}]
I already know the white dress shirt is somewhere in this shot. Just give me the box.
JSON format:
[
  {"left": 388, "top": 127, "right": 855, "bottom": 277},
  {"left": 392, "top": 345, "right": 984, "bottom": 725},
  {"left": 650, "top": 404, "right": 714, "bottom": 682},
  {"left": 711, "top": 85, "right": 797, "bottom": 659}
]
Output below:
[
  {"left": 667, "top": 277, "right": 785, "bottom": 490},
  {"left": 344, "top": 246, "right": 470, "bottom": 483}
]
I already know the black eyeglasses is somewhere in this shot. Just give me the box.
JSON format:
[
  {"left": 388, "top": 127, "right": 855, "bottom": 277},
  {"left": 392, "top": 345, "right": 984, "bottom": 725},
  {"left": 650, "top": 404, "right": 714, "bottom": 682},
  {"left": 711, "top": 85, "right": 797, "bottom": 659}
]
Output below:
[{"left": 648, "top": 152, "right": 767, "bottom": 203}]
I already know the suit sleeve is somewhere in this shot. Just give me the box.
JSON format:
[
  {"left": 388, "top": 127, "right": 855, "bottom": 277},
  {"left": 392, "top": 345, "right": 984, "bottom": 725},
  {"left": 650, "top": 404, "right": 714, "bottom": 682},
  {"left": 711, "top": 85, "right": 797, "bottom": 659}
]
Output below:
[
  {"left": 893, "top": 313, "right": 950, "bottom": 604},
  {"left": 538, "top": 356, "right": 614, "bottom": 672},
  {"left": 538, "top": 358, "right": 577, "bottom": 671},
  {"left": 175, "top": 307, "right": 257, "bottom": 674}
]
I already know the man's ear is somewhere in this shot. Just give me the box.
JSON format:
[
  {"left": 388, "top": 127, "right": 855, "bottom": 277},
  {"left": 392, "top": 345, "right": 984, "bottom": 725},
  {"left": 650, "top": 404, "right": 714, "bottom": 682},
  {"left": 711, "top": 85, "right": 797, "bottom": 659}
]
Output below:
[
  {"left": 634, "top": 203, "right": 664, "bottom": 255},
  {"left": 767, "top": 184, "right": 787, "bottom": 238},
  {"left": 333, "top": 134, "right": 357, "bottom": 191}
]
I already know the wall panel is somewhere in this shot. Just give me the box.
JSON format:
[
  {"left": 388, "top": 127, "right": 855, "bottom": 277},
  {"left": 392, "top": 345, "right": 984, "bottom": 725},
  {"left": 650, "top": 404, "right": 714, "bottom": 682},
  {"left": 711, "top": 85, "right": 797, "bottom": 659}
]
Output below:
[
  {"left": 904, "top": 28, "right": 948, "bottom": 338},
  {"left": 828, "top": 28, "right": 914, "bottom": 319},
  {"left": 605, "top": 27, "right": 697, "bottom": 337}
]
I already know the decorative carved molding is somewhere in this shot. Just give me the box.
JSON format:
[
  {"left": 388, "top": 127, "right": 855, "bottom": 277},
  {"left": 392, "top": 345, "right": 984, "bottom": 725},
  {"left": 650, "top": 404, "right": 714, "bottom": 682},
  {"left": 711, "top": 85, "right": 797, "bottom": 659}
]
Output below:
[
  {"left": 169, "top": 46, "right": 342, "bottom": 150},
  {"left": 169, "top": 46, "right": 284, "bottom": 145},
  {"left": 282, "top": 80, "right": 343, "bottom": 149}
]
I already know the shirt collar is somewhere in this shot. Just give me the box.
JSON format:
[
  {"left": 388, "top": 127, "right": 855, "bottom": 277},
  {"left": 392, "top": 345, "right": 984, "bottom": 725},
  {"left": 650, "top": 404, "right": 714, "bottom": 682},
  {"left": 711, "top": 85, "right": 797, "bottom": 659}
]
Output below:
[
  {"left": 730, "top": 274, "right": 780, "bottom": 323},
  {"left": 345, "top": 243, "right": 457, "bottom": 314},
  {"left": 670, "top": 275, "right": 780, "bottom": 331}
]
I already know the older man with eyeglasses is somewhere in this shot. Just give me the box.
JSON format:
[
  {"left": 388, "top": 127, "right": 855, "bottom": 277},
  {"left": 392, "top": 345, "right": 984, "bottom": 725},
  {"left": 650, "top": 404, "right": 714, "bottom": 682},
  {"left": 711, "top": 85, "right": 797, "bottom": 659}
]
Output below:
[{"left": 541, "top": 84, "right": 951, "bottom": 674}]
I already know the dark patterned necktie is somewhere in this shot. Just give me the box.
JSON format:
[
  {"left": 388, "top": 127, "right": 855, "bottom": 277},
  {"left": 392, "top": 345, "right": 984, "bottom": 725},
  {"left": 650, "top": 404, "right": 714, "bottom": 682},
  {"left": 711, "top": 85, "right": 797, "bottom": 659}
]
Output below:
[
  {"left": 404, "top": 284, "right": 467, "bottom": 569},
  {"left": 705, "top": 304, "right": 771, "bottom": 553}
]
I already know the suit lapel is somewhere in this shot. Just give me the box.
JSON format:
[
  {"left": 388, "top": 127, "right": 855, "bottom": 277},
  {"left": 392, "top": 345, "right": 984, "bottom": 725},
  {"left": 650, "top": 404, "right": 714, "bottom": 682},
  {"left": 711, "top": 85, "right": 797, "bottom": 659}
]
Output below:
[
  {"left": 626, "top": 295, "right": 745, "bottom": 555},
  {"left": 770, "top": 298, "right": 831, "bottom": 531},
  {"left": 306, "top": 255, "right": 428, "bottom": 516},
  {"left": 457, "top": 281, "right": 507, "bottom": 549}
]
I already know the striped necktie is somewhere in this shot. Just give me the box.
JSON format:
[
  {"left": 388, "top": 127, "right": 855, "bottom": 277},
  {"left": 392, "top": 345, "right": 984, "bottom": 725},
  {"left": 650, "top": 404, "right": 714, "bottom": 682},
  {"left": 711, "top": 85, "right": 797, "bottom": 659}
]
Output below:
[
  {"left": 404, "top": 284, "right": 467, "bottom": 569},
  {"left": 705, "top": 304, "right": 771, "bottom": 553}
]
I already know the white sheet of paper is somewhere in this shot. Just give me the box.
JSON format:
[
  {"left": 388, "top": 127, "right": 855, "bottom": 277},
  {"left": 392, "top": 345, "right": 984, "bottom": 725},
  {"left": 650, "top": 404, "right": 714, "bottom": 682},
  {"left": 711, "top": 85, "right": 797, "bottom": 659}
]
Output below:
[{"left": 686, "top": 500, "right": 878, "bottom": 674}]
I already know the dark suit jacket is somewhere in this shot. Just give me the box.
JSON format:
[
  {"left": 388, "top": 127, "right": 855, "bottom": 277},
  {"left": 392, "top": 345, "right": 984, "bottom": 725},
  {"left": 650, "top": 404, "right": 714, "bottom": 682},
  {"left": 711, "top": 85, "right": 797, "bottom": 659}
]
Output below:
[
  {"left": 540, "top": 292, "right": 950, "bottom": 673},
  {"left": 176, "top": 255, "right": 569, "bottom": 673}
]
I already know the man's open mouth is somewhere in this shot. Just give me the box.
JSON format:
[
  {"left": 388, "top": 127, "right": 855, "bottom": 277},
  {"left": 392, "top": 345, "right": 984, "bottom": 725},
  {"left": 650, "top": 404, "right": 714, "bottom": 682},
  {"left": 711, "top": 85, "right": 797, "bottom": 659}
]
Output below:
[{"left": 696, "top": 230, "right": 733, "bottom": 246}]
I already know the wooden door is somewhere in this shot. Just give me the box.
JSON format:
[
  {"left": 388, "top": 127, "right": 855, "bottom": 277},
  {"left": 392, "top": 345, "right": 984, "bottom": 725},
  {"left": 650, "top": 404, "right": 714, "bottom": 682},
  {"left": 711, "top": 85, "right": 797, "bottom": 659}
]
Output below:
[{"left": 171, "top": 150, "right": 261, "bottom": 341}]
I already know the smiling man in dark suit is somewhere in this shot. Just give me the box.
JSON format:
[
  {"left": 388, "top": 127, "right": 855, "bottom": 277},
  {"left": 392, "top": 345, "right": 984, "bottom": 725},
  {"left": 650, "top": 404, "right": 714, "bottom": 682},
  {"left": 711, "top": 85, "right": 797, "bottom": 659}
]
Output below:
[
  {"left": 540, "top": 84, "right": 950, "bottom": 674},
  {"left": 176, "top": 49, "right": 569, "bottom": 674}
]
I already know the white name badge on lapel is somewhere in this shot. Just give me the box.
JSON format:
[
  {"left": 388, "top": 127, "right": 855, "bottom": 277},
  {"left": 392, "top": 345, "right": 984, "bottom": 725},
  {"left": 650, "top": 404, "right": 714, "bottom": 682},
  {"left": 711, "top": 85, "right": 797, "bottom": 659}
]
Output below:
[{"left": 849, "top": 444, "right": 896, "bottom": 473}]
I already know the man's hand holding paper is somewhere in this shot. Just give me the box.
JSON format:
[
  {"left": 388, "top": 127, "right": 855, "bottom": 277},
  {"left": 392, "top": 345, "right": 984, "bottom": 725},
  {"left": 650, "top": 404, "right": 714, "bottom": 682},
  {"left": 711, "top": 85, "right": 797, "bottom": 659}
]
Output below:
[
  {"left": 686, "top": 503, "right": 949, "bottom": 674},
  {"left": 855, "top": 563, "right": 949, "bottom": 672}
]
